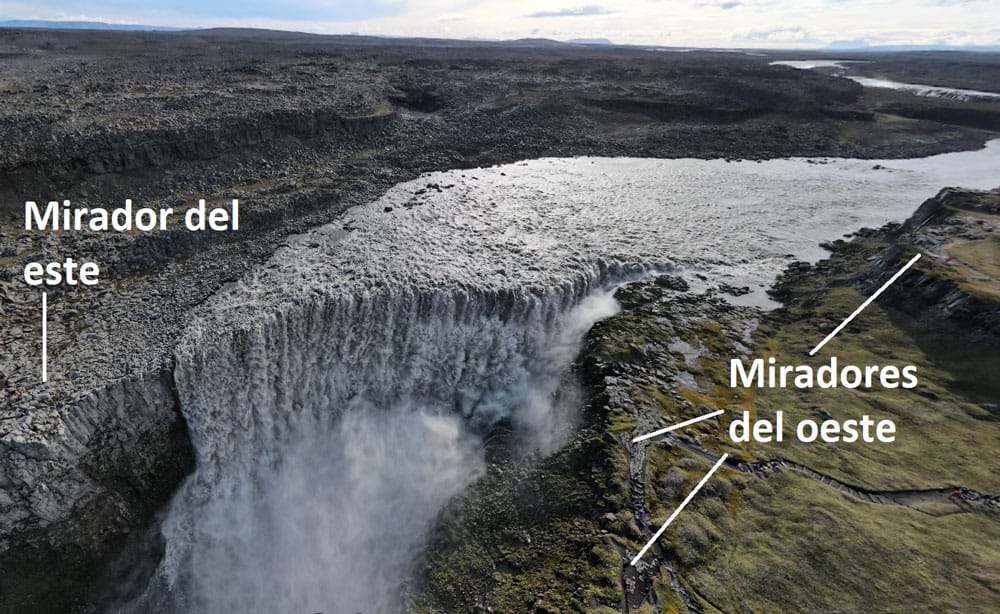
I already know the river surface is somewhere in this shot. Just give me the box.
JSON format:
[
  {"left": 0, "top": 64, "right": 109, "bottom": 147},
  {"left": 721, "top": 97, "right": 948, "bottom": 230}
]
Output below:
[
  {"left": 771, "top": 59, "right": 1000, "bottom": 102},
  {"left": 126, "top": 142, "right": 1000, "bottom": 613}
]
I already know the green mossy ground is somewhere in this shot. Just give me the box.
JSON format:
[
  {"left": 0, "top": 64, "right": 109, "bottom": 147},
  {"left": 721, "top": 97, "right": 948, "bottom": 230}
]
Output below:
[
  {"left": 646, "top": 218, "right": 1000, "bottom": 611},
  {"left": 412, "top": 204, "right": 999, "bottom": 612},
  {"left": 409, "top": 411, "right": 633, "bottom": 612}
]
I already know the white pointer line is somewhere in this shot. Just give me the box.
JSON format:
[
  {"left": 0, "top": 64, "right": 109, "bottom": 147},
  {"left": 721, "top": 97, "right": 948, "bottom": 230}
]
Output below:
[
  {"left": 631, "top": 453, "right": 728, "bottom": 566},
  {"left": 41, "top": 291, "right": 48, "bottom": 383},
  {"left": 631, "top": 409, "right": 725, "bottom": 443},
  {"left": 808, "top": 253, "right": 922, "bottom": 357}
]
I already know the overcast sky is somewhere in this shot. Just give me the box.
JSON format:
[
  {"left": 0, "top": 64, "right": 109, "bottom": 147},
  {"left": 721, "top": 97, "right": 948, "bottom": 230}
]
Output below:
[{"left": 3, "top": 0, "right": 998, "bottom": 48}]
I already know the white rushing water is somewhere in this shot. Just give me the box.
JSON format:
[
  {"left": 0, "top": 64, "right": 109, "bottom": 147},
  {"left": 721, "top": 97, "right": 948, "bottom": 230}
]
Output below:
[
  {"left": 771, "top": 59, "right": 1000, "bottom": 102},
  {"left": 130, "top": 142, "right": 1000, "bottom": 613},
  {"left": 848, "top": 76, "right": 1000, "bottom": 102},
  {"left": 770, "top": 60, "right": 867, "bottom": 70}
]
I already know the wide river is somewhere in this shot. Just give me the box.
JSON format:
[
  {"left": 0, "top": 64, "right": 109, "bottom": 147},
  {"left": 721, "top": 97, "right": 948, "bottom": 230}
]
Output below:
[{"left": 124, "top": 142, "right": 1000, "bottom": 613}]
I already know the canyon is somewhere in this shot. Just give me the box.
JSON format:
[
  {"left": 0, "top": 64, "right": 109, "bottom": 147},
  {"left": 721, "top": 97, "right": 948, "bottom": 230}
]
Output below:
[{"left": 1, "top": 28, "right": 998, "bottom": 613}]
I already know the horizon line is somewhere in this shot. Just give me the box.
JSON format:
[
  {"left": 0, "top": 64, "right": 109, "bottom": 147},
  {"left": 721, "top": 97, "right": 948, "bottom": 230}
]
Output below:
[{"left": 2, "top": 19, "right": 1000, "bottom": 52}]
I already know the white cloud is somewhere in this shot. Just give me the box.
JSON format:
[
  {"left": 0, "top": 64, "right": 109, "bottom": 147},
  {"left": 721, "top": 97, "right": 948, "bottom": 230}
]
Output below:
[
  {"left": 525, "top": 5, "right": 618, "bottom": 18},
  {"left": 692, "top": 0, "right": 779, "bottom": 10},
  {"left": 743, "top": 26, "right": 814, "bottom": 42},
  {"left": 2, "top": 0, "right": 998, "bottom": 47}
]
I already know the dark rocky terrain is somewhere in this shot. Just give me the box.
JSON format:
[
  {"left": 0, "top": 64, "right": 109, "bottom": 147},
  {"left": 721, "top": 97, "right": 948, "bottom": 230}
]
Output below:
[{"left": 0, "top": 27, "right": 998, "bottom": 612}]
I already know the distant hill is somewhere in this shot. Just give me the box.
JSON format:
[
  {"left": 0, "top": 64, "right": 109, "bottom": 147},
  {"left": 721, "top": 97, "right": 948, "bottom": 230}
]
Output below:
[
  {"left": 567, "top": 38, "right": 615, "bottom": 46},
  {"left": 824, "top": 40, "right": 1000, "bottom": 52},
  {"left": 0, "top": 19, "right": 184, "bottom": 31}
]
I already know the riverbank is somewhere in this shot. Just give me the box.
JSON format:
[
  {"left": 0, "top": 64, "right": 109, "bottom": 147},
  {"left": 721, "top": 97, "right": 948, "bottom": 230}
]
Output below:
[{"left": 411, "top": 187, "right": 1000, "bottom": 612}]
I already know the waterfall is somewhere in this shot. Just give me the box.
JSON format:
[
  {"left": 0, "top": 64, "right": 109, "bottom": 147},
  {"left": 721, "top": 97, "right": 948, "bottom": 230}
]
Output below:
[
  {"left": 123, "top": 142, "right": 1000, "bottom": 612},
  {"left": 129, "top": 269, "right": 623, "bottom": 613}
]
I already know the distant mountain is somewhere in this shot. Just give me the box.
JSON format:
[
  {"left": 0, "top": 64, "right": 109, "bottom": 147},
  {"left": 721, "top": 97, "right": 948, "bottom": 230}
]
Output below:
[
  {"left": 505, "top": 38, "right": 567, "bottom": 47},
  {"left": 824, "top": 40, "right": 1000, "bottom": 52},
  {"left": 567, "top": 38, "right": 615, "bottom": 46},
  {"left": 0, "top": 19, "right": 184, "bottom": 31}
]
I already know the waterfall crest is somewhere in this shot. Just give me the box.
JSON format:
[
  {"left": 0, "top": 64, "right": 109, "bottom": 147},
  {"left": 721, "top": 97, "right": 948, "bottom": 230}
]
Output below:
[{"left": 134, "top": 269, "right": 623, "bottom": 613}]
